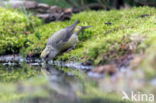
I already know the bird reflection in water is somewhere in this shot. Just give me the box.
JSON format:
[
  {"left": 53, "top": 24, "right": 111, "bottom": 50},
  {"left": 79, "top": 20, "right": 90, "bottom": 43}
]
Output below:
[{"left": 41, "top": 64, "right": 84, "bottom": 103}]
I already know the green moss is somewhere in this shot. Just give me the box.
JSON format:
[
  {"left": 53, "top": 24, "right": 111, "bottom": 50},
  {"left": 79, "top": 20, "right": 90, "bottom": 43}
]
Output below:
[
  {"left": 0, "top": 7, "right": 156, "bottom": 64},
  {"left": 23, "top": 7, "right": 156, "bottom": 64},
  {"left": 0, "top": 7, "right": 42, "bottom": 55}
]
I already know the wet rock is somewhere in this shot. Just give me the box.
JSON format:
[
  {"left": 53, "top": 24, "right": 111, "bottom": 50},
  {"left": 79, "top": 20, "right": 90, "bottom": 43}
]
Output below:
[
  {"left": 88, "top": 72, "right": 104, "bottom": 78},
  {"left": 91, "top": 64, "right": 118, "bottom": 75},
  {"left": 0, "top": 55, "right": 22, "bottom": 63},
  {"left": 81, "top": 60, "right": 93, "bottom": 66}
]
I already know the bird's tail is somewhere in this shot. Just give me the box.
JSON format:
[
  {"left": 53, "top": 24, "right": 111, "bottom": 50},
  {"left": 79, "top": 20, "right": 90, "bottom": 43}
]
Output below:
[
  {"left": 68, "top": 20, "right": 80, "bottom": 31},
  {"left": 71, "top": 20, "right": 80, "bottom": 28}
]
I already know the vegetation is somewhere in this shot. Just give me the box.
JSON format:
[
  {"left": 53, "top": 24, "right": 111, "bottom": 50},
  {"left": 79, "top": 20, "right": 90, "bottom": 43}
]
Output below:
[
  {"left": 0, "top": 7, "right": 156, "bottom": 66},
  {"left": 0, "top": 7, "right": 42, "bottom": 55},
  {"left": 23, "top": 7, "right": 155, "bottom": 64}
]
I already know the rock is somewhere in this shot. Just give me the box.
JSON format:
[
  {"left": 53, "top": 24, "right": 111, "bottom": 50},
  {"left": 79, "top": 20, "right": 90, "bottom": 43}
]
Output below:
[
  {"left": 48, "top": 6, "right": 63, "bottom": 13},
  {"left": 37, "top": 3, "right": 50, "bottom": 10},
  {"left": 23, "top": 1, "right": 38, "bottom": 9},
  {"left": 36, "top": 13, "right": 50, "bottom": 20},
  {"left": 82, "top": 60, "right": 93, "bottom": 66},
  {"left": 36, "top": 3, "right": 50, "bottom": 13},
  {"left": 37, "top": 13, "right": 71, "bottom": 23},
  {"left": 0, "top": 0, "right": 72, "bottom": 23},
  {"left": 37, "top": 13, "right": 60, "bottom": 23},
  {"left": 64, "top": 8, "right": 73, "bottom": 14}
]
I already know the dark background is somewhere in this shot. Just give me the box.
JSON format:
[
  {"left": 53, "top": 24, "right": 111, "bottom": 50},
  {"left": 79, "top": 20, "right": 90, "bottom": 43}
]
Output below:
[{"left": 35, "top": 0, "right": 156, "bottom": 9}]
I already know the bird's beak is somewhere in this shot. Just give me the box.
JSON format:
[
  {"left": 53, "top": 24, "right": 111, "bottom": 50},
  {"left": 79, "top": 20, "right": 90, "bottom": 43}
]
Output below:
[
  {"left": 81, "top": 26, "right": 93, "bottom": 30},
  {"left": 40, "top": 48, "right": 49, "bottom": 58}
]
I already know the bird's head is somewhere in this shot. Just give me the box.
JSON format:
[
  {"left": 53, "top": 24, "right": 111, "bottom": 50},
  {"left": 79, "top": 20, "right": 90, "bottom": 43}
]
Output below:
[{"left": 40, "top": 46, "right": 58, "bottom": 60}]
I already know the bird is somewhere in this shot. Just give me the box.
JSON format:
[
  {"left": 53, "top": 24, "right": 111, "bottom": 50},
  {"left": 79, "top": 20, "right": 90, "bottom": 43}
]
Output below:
[{"left": 40, "top": 20, "right": 92, "bottom": 60}]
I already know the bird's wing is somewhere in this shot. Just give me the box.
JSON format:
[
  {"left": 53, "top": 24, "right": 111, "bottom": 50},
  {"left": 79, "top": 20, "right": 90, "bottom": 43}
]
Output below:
[
  {"left": 47, "top": 20, "right": 80, "bottom": 48},
  {"left": 47, "top": 28, "right": 73, "bottom": 48}
]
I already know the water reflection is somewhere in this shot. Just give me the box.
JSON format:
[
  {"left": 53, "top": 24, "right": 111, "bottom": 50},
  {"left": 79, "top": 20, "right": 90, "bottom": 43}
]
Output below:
[
  {"left": 1, "top": 62, "right": 154, "bottom": 103},
  {"left": 0, "top": 64, "right": 41, "bottom": 82},
  {"left": 23, "top": 64, "right": 124, "bottom": 103},
  {"left": 42, "top": 65, "right": 82, "bottom": 102}
]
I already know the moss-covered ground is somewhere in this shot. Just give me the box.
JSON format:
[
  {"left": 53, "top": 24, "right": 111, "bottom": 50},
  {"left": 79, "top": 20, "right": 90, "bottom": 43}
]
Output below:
[
  {"left": 0, "top": 7, "right": 156, "bottom": 64},
  {"left": 0, "top": 6, "right": 156, "bottom": 76},
  {"left": 0, "top": 7, "right": 42, "bottom": 55}
]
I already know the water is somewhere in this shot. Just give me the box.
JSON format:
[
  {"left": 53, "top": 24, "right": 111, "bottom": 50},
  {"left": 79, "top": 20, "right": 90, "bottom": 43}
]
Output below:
[
  {"left": 0, "top": 55, "right": 155, "bottom": 103},
  {"left": 0, "top": 63, "right": 121, "bottom": 103},
  {"left": 0, "top": 54, "right": 126, "bottom": 103}
]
